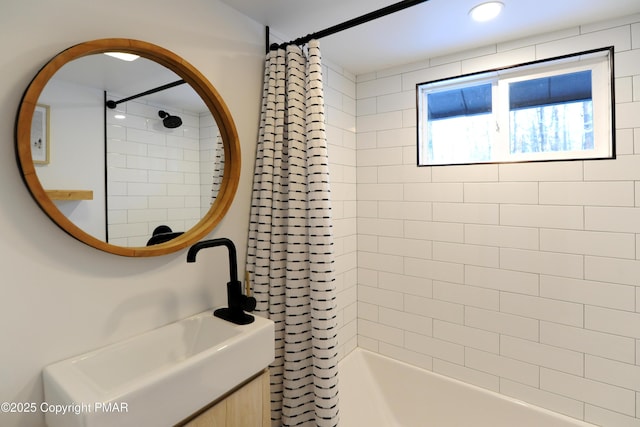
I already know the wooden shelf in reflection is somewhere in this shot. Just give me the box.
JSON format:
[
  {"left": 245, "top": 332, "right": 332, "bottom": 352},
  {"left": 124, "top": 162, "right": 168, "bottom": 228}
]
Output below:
[{"left": 45, "top": 190, "right": 94, "bottom": 201}]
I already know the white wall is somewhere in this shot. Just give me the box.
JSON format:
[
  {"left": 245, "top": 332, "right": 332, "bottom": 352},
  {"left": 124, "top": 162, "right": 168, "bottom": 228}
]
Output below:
[
  {"left": 355, "top": 13, "right": 640, "bottom": 427},
  {"left": 0, "top": 1, "right": 264, "bottom": 426},
  {"left": 37, "top": 79, "right": 106, "bottom": 240}
]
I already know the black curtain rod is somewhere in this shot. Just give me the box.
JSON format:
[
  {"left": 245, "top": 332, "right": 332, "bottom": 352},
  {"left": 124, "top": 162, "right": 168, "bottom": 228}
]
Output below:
[
  {"left": 268, "top": 0, "right": 431, "bottom": 52},
  {"left": 106, "top": 79, "right": 186, "bottom": 109}
]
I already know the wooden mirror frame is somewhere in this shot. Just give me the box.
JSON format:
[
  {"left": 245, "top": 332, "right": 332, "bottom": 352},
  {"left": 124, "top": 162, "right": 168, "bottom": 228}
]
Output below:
[{"left": 15, "top": 39, "right": 241, "bottom": 257}]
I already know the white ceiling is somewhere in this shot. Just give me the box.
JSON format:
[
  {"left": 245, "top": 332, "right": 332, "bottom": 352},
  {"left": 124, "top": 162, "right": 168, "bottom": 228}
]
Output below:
[
  {"left": 220, "top": 0, "right": 640, "bottom": 75},
  {"left": 52, "top": 54, "right": 208, "bottom": 113}
]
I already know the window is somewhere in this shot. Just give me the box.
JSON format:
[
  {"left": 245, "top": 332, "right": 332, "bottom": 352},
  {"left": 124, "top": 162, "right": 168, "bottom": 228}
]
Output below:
[{"left": 417, "top": 47, "right": 614, "bottom": 166}]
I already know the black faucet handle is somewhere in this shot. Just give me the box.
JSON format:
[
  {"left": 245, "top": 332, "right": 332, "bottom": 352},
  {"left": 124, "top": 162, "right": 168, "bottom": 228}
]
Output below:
[{"left": 241, "top": 295, "right": 257, "bottom": 313}]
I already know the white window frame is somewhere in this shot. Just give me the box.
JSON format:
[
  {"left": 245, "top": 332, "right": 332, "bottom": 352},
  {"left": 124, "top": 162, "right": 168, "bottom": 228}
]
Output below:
[{"left": 417, "top": 47, "right": 615, "bottom": 166}]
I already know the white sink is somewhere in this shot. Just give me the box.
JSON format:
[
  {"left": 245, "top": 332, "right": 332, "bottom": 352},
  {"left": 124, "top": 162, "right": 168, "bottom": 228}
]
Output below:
[{"left": 43, "top": 310, "right": 274, "bottom": 427}]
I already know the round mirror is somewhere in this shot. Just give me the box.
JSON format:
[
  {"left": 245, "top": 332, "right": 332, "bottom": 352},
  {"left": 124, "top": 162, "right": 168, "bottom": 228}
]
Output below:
[{"left": 15, "top": 39, "right": 241, "bottom": 257}]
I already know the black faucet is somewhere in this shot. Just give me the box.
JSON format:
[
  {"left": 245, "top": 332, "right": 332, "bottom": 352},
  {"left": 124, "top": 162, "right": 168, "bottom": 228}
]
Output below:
[{"left": 187, "top": 238, "right": 256, "bottom": 325}]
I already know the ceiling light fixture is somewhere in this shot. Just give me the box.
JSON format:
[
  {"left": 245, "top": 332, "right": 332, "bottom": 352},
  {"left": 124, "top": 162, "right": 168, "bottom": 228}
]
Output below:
[
  {"left": 104, "top": 52, "right": 140, "bottom": 62},
  {"left": 469, "top": 1, "right": 504, "bottom": 22}
]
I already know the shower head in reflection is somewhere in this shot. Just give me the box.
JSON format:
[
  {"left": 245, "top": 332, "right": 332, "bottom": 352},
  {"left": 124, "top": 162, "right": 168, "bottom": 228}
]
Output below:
[{"left": 158, "top": 110, "right": 183, "bottom": 128}]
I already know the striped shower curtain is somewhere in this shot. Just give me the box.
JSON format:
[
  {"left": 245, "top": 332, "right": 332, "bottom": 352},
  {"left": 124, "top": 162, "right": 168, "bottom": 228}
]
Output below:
[
  {"left": 246, "top": 40, "right": 339, "bottom": 427},
  {"left": 211, "top": 134, "right": 224, "bottom": 202}
]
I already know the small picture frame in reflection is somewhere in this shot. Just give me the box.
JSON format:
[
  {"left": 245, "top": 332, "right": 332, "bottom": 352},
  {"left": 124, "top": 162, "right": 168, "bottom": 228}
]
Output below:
[{"left": 31, "top": 104, "right": 50, "bottom": 165}]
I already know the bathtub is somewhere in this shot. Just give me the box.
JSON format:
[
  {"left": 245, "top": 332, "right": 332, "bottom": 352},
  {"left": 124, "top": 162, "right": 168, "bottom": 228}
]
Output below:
[{"left": 338, "top": 349, "right": 595, "bottom": 427}]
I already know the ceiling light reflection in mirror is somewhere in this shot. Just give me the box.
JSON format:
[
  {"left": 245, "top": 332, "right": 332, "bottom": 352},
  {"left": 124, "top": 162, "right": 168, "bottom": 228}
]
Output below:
[{"left": 469, "top": 2, "right": 504, "bottom": 22}]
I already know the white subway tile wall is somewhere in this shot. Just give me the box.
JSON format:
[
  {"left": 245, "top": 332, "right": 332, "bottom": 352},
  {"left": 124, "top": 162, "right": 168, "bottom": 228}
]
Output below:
[
  {"left": 106, "top": 99, "right": 217, "bottom": 247},
  {"left": 330, "top": 13, "right": 640, "bottom": 427},
  {"left": 324, "top": 60, "right": 359, "bottom": 359}
]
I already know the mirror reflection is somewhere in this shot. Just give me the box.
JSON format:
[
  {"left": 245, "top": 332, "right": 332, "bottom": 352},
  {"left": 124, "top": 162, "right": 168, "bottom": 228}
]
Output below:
[{"left": 35, "top": 53, "right": 224, "bottom": 247}]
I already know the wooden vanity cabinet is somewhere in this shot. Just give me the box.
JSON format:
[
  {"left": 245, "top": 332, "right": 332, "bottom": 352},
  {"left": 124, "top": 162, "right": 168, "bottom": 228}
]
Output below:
[{"left": 178, "top": 369, "right": 270, "bottom": 427}]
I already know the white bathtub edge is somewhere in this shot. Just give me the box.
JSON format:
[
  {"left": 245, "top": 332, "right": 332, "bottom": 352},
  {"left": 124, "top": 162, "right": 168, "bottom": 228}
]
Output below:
[{"left": 338, "top": 348, "right": 597, "bottom": 427}]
